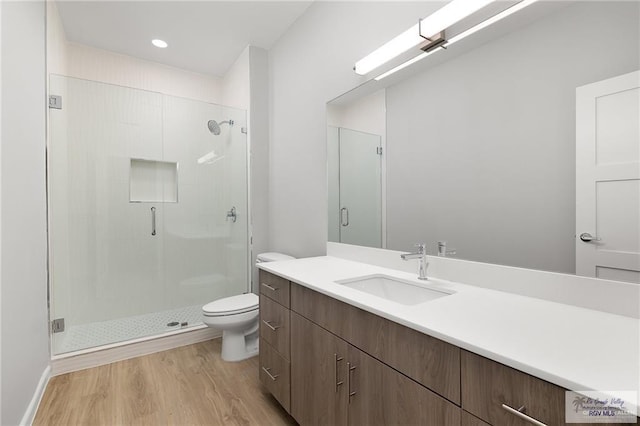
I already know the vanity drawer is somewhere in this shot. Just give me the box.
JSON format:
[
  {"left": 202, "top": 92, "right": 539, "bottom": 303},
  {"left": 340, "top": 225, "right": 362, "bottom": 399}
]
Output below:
[
  {"left": 259, "top": 340, "right": 291, "bottom": 413},
  {"left": 462, "top": 350, "right": 565, "bottom": 425},
  {"left": 462, "top": 411, "right": 490, "bottom": 426},
  {"left": 259, "top": 294, "right": 290, "bottom": 359},
  {"left": 290, "top": 282, "right": 461, "bottom": 404},
  {"left": 259, "top": 270, "right": 290, "bottom": 307}
]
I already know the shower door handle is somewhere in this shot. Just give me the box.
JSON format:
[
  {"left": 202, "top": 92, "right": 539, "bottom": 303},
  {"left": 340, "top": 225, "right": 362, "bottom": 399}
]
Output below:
[
  {"left": 340, "top": 207, "right": 349, "bottom": 227},
  {"left": 151, "top": 207, "right": 156, "bottom": 236}
]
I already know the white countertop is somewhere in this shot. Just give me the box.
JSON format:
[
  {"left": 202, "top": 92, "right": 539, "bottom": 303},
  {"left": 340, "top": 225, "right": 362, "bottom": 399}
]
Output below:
[{"left": 258, "top": 256, "right": 640, "bottom": 411}]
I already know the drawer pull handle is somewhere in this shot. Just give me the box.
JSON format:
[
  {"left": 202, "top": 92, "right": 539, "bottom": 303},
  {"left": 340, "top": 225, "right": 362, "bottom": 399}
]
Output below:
[
  {"left": 347, "top": 362, "right": 357, "bottom": 402},
  {"left": 262, "top": 320, "right": 281, "bottom": 331},
  {"left": 334, "top": 353, "right": 344, "bottom": 392},
  {"left": 261, "top": 283, "right": 278, "bottom": 291},
  {"left": 262, "top": 367, "right": 279, "bottom": 381},
  {"left": 501, "top": 404, "right": 547, "bottom": 426}
]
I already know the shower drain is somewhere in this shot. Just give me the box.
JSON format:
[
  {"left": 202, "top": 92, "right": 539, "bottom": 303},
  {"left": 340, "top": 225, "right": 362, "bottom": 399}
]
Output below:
[{"left": 166, "top": 321, "right": 189, "bottom": 328}]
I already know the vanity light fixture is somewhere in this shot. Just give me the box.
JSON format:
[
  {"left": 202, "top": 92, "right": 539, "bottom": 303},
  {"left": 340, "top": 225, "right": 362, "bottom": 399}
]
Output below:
[
  {"left": 374, "top": 0, "right": 539, "bottom": 81},
  {"left": 354, "top": 0, "right": 494, "bottom": 75},
  {"left": 151, "top": 39, "right": 168, "bottom": 48}
]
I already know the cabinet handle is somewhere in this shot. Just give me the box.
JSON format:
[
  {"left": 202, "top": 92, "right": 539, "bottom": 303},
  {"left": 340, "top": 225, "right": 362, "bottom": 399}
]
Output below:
[
  {"left": 501, "top": 404, "right": 547, "bottom": 426},
  {"left": 261, "top": 283, "right": 278, "bottom": 291},
  {"left": 347, "top": 362, "right": 357, "bottom": 402},
  {"left": 262, "top": 320, "right": 281, "bottom": 331},
  {"left": 262, "top": 367, "right": 279, "bottom": 381},
  {"left": 334, "top": 354, "right": 344, "bottom": 392}
]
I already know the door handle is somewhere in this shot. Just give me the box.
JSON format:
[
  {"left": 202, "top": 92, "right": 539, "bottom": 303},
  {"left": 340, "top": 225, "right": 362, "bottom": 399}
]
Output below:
[
  {"left": 340, "top": 207, "right": 349, "bottom": 227},
  {"left": 151, "top": 207, "right": 156, "bottom": 236},
  {"left": 579, "top": 232, "right": 601, "bottom": 242}
]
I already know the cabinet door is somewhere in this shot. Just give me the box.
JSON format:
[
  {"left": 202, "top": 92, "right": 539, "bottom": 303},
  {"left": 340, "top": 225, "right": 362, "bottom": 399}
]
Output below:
[
  {"left": 347, "top": 345, "right": 461, "bottom": 426},
  {"left": 290, "top": 312, "right": 349, "bottom": 426}
]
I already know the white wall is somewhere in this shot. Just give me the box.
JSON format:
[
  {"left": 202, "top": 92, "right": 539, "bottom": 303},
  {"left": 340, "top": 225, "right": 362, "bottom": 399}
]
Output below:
[
  {"left": 327, "top": 90, "right": 386, "bottom": 137},
  {"left": 222, "top": 46, "right": 250, "bottom": 109},
  {"left": 1, "top": 1, "right": 50, "bottom": 424},
  {"left": 268, "top": 1, "right": 445, "bottom": 257},
  {"left": 248, "top": 47, "right": 270, "bottom": 290},
  {"left": 47, "top": 1, "right": 224, "bottom": 105},
  {"left": 65, "top": 43, "right": 224, "bottom": 104},
  {"left": 385, "top": 1, "right": 639, "bottom": 274}
]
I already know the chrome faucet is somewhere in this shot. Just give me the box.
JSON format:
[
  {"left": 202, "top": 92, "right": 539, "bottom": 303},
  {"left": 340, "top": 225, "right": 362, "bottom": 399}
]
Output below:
[
  {"left": 401, "top": 243, "right": 428, "bottom": 280},
  {"left": 437, "top": 241, "right": 456, "bottom": 257}
]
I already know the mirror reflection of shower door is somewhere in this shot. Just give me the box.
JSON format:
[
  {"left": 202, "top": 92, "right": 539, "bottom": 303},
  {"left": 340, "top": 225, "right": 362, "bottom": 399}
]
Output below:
[
  {"left": 338, "top": 128, "right": 382, "bottom": 247},
  {"left": 48, "top": 75, "right": 248, "bottom": 355}
]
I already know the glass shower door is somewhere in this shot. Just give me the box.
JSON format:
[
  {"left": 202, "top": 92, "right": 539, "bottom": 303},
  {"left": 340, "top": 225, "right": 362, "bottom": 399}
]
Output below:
[
  {"left": 161, "top": 96, "right": 248, "bottom": 319},
  {"left": 48, "top": 75, "right": 248, "bottom": 355},
  {"left": 329, "top": 127, "right": 383, "bottom": 248}
]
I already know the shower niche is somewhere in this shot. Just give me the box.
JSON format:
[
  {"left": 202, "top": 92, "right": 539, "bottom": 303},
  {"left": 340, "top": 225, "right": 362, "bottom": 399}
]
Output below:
[
  {"left": 48, "top": 75, "right": 249, "bottom": 355},
  {"left": 129, "top": 159, "right": 178, "bottom": 203}
]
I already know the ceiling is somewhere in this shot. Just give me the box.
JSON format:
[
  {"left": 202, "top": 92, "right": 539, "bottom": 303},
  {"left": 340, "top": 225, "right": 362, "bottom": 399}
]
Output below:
[{"left": 56, "top": 1, "right": 313, "bottom": 77}]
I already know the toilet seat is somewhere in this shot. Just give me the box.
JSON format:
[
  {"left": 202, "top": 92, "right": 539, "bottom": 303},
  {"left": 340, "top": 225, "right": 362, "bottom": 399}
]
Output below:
[{"left": 203, "top": 293, "right": 258, "bottom": 317}]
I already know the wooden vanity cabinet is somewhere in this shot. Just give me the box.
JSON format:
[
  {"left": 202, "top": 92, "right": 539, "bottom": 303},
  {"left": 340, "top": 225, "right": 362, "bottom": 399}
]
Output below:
[
  {"left": 290, "top": 282, "right": 461, "bottom": 404},
  {"left": 259, "top": 270, "right": 637, "bottom": 426},
  {"left": 461, "top": 411, "right": 491, "bottom": 426},
  {"left": 290, "top": 311, "right": 348, "bottom": 425},
  {"left": 258, "top": 271, "right": 291, "bottom": 412},
  {"left": 291, "top": 312, "right": 461, "bottom": 426},
  {"left": 461, "top": 351, "right": 637, "bottom": 426}
]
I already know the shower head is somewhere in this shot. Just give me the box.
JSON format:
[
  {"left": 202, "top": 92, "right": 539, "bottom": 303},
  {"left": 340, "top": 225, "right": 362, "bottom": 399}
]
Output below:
[{"left": 207, "top": 119, "right": 234, "bottom": 135}]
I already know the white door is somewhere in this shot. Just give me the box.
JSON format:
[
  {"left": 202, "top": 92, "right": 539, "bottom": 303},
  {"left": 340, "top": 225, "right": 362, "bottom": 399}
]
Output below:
[{"left": 576, "top": 70, "right": 640, "bottom": 284}]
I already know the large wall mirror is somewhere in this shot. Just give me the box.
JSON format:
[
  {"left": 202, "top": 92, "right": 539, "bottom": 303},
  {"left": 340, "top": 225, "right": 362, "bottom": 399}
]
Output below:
[{"left": 327, "top": 1, "right": 640, "bottom": 283}]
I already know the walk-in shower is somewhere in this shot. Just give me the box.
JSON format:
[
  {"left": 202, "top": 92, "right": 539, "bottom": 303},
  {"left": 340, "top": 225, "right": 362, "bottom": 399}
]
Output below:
[{"left": 47, "top": 75, "right": 249, "bottom": 355}]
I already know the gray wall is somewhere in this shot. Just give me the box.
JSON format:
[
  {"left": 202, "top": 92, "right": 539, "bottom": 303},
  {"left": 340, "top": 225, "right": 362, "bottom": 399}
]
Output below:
[
  {"left": 1, "top": 1, "right": 50, "bottom": 424},
  {"left": 268, "top": 1, "right": 445, "bottom": 257},
  {"left": 386, "top": 1, "right": 639, "bottom": 273}
]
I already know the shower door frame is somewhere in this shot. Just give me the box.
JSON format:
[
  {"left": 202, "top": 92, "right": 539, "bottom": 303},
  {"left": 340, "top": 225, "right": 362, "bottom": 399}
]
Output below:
[{"left": 45, "top": 75, "right": 253, "bottom": 357}]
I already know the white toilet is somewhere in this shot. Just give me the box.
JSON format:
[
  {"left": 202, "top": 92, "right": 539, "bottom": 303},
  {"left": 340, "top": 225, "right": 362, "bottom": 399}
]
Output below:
[{"left": 202, "top": 252, "right": 294, "bottom": 362}]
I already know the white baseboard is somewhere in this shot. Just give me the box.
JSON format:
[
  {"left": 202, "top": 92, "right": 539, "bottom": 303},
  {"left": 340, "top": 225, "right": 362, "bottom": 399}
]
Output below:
[
  {"left": 20, "top": 365, "right": 51, "bottom": 426},
  {"left": 51, "top": 325, "right": 221, "bottom": 376}
]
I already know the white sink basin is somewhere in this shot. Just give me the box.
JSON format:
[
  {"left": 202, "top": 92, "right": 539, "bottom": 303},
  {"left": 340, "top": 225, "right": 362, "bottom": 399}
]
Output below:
[{"left": 335, "top": 274, "right": 451, "bottom": 305}]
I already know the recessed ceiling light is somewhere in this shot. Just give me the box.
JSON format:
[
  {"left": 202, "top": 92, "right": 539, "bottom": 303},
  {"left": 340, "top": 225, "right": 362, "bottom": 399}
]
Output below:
[{"left": 152, "top": 39, "right": 168, "bottom": 49}]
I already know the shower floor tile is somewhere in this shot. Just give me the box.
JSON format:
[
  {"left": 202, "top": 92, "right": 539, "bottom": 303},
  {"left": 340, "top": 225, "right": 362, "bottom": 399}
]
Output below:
[{"left": 53, "top": 304, "right": 204, "bottom": 355}]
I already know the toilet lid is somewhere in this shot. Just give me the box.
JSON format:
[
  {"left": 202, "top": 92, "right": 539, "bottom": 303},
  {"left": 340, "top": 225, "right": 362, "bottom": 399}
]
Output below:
[{"left": 203, "top": 293, "right": 259, "bottom": 316}]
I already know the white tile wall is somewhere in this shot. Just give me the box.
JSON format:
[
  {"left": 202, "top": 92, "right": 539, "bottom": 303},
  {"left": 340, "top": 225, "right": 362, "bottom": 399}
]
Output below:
[{"left": 48, "top": 75, "right": 249, "bottom": 353}]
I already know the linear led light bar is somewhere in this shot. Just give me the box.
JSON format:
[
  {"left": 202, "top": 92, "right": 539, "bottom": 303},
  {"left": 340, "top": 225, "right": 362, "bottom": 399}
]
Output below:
[
  {"left": 374, "top": 0, "right": 539, "bottom": 81},
  {"left": 354, "top": 0, "right": 494, "bottom": 75}
]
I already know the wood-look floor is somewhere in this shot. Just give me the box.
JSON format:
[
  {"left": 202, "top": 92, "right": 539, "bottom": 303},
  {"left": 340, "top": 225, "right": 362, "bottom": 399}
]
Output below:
[{"left": 34, "top": 339, "right": 297, "bottom": 426}]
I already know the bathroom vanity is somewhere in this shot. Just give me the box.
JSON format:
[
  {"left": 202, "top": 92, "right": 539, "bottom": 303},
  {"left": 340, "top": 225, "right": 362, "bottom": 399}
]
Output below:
[{"left": 257, "top": 257, "right": 639, "bottom": 426}]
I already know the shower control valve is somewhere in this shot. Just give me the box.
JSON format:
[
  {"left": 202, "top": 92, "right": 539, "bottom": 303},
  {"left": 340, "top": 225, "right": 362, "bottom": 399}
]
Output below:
[{"left": 226, "top": 206, "right": 237, "bottom": 223}]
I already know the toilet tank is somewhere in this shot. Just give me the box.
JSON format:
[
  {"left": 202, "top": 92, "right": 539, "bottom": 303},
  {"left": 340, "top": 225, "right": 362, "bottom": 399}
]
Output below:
[{"left": 256, "top": 252, "right": 295, "bottom": 263}]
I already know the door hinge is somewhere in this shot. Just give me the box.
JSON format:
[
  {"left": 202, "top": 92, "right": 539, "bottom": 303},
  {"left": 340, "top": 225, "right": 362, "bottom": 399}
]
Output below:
[
  {"left": 51, "top": 318, "right": 65, "bottom": 333},
  {"left": 49, "top": 95, "right": 62, "bottom": 110},
  {"left": 376, "top": 146, "right": 383, "bottom": 155}
]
